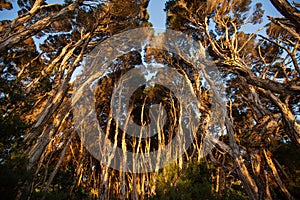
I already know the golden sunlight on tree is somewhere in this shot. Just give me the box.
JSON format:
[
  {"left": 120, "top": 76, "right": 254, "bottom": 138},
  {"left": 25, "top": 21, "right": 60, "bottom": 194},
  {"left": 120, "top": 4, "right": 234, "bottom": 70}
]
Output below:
[{"left": 0, "top": 0, "right": 299, "bottom": 199}]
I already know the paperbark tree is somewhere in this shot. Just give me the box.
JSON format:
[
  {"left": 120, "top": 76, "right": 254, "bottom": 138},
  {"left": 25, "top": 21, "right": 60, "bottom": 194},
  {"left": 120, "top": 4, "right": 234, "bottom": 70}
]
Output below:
[
  {"left": 164, "top": 0, "right": 299, "bottom": 199},
  {"left": 0, "top": 0, "right": 299, "bottom": 199}
]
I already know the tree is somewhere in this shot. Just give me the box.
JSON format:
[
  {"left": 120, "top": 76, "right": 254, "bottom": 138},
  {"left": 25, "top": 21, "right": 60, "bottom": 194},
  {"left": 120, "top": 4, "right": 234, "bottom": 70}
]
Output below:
[
  {"left": 1, "top": 0, "right": 151, "bottom": 199},
  {"left": 165, "top": 0, "right": 299, "bottom": 199},
  {"left": 0, "top": 0, "right": 299, "bottom": 199}
]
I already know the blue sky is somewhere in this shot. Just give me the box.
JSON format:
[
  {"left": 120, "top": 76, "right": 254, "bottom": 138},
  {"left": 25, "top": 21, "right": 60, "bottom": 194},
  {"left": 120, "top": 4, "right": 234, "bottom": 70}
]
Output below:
[{"left": 147, "top": 0, "right": 167, "bottom": 28}]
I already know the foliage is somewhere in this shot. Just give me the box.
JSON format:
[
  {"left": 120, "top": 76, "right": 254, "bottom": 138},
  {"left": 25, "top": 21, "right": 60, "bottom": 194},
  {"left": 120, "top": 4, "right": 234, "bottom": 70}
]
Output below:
[
  {"left": 151, "top": 160, "right": 245, "bottom": 200},
  {"left": 0, "top": 152, "right": 32, "bottom": 199}
]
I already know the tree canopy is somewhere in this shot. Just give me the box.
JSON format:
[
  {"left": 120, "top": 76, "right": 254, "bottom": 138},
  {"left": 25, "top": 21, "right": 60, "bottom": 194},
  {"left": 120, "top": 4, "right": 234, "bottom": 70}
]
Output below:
[{"left": 0, "top": 0, "right": 299, "bottom": 199}]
